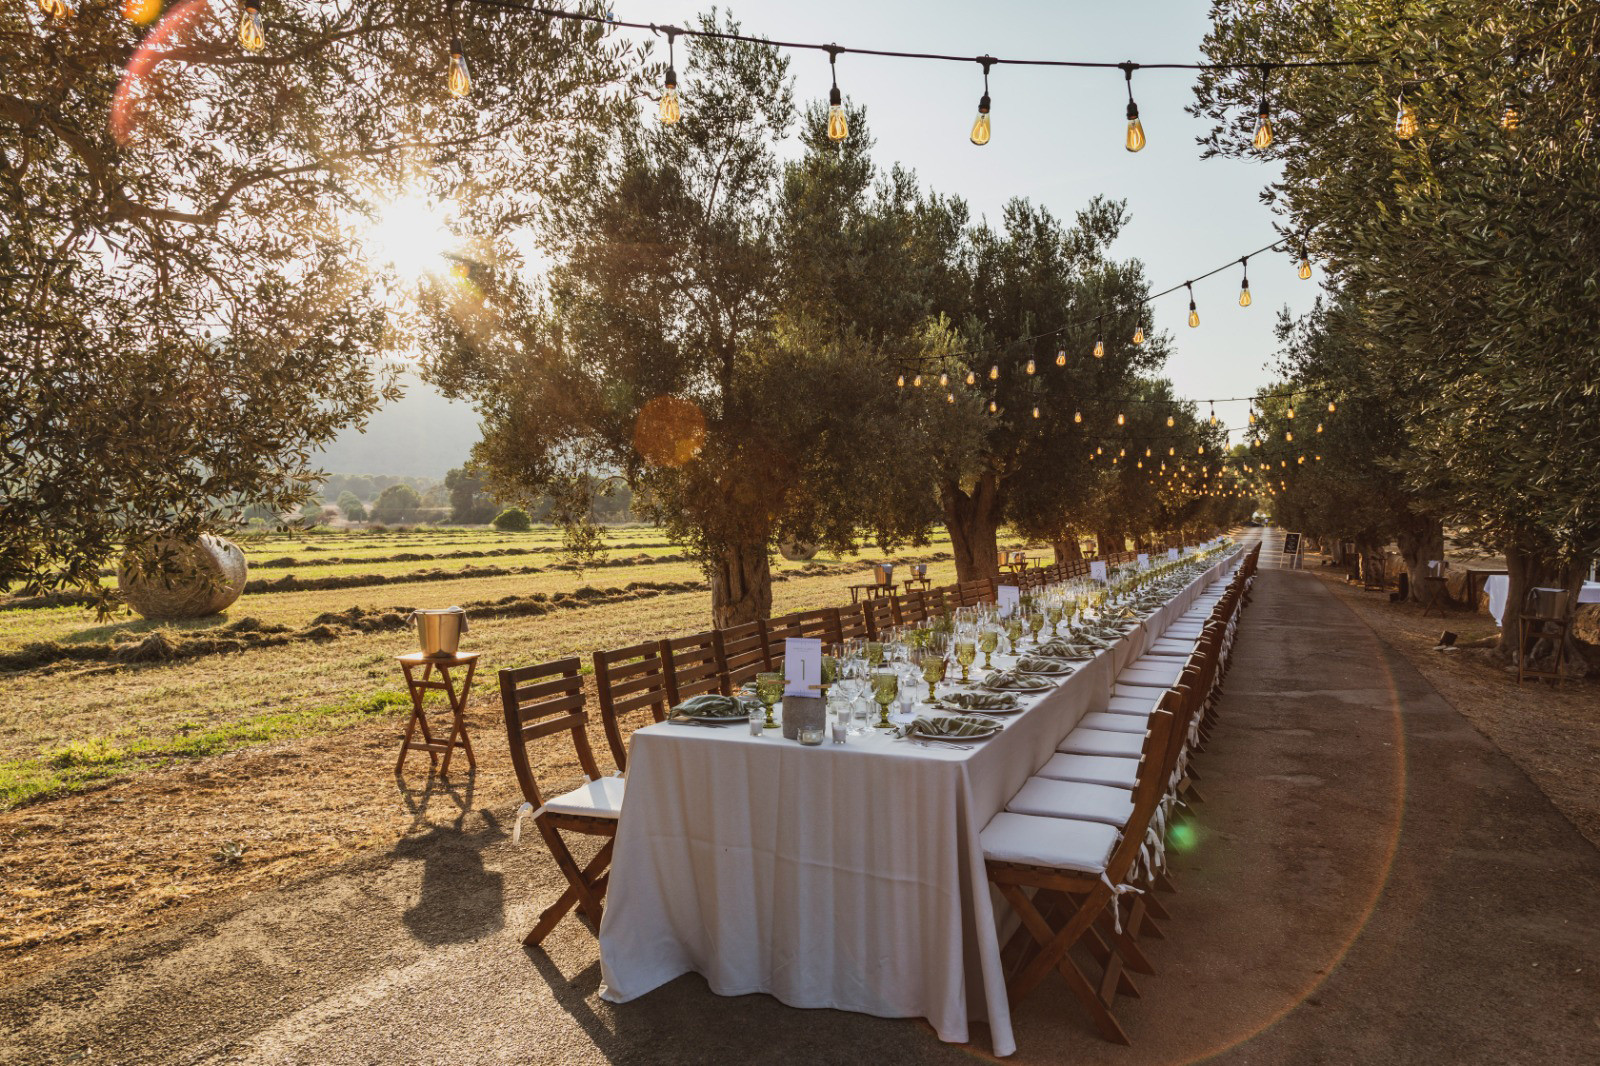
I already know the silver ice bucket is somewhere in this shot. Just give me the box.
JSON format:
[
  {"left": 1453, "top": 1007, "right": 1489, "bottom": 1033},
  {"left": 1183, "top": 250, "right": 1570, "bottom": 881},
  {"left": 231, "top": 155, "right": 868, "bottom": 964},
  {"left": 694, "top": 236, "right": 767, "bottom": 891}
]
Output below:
[{"left": 410, "top": 607, "right": 469, "bottom": 657}]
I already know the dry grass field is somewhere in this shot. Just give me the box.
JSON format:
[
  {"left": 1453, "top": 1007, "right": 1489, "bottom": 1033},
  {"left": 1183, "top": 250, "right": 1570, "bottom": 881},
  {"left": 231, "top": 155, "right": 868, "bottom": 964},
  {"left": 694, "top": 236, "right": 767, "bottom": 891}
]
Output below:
[{"left": 0, "top": 524, "right": 1014, "bottom": 970}]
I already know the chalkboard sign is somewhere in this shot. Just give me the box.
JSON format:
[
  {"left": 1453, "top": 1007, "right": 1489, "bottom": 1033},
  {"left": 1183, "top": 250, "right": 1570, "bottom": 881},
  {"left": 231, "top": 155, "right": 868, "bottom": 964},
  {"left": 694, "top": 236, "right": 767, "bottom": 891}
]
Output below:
[{"left": 1282, "top": 532, "right": 1302, "bottom": 556}]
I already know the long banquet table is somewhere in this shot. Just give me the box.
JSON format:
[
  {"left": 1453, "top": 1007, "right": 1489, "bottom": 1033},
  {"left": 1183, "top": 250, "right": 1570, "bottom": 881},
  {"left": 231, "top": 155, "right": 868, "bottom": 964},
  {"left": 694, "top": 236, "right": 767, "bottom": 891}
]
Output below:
[{"left": 597, "top": 549, "right": 1239, "bottom": 1056}]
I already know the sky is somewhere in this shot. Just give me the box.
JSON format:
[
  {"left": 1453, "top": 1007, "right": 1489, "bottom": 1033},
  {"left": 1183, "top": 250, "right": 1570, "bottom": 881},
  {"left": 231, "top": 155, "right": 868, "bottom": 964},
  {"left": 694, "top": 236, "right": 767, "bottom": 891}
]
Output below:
[{"left": 320, "top": 0, "right": 1322, "bottom": 477}]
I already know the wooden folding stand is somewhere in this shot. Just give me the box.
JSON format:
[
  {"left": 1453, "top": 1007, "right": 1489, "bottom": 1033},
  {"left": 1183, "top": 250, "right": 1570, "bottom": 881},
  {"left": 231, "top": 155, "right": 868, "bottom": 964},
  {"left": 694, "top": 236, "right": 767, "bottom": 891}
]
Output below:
[{"left": 395, "top": 651, "right": 480, "bottom": 776}]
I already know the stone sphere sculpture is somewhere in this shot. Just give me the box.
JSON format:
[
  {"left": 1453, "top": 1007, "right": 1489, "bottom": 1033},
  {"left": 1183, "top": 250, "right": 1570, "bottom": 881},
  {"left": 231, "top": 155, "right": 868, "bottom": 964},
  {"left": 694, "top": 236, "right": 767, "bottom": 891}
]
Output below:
[{"left": 119, "top": 534, "right": 249, "bottom": 620}]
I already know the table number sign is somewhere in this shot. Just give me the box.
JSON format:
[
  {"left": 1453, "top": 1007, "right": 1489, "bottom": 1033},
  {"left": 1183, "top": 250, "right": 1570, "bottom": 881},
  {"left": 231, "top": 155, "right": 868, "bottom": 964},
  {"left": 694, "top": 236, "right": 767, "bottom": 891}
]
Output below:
[
  {"left": 784, "top": 637, "right": 823, "bottom": 697},
  {"left": 1168, "top": 548, "right": 1180, "bottom": 562},
  {"left": 996, "top": 585, "right": 1020, "bottom": 617},
  {"left": 1136, "top": 552, "right": 1149, "bottom": 568},
  {"left": 1089, "top": 560, "right": 1108, "bottom": 582}
]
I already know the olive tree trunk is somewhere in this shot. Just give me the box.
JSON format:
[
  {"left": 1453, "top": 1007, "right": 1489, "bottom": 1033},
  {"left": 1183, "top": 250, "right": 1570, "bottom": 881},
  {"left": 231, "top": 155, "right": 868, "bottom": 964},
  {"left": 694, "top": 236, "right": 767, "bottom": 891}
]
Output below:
[
  {"left": 941, "top": 472, "right": 1001, "bottom": 586},
  {"left": 710, "top": 540, "right": 772, "bottom": 628},
  {"left": 1396, "top": 515, "right": 1447, "bottom": 605},
  {"left": 1051, "top": 538, "right": 1083, "bottom": 565}
]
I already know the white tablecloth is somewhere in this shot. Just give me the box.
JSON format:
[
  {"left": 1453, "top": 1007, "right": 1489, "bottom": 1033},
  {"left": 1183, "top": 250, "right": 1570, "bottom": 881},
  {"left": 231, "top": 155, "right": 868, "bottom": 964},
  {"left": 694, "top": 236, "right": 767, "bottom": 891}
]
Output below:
[
  {"left": 598, "top": 551, "right": 1239, "bottom": 1056},
  {"left": 1484, "top": 576, "right": 1600, "bottom": 625}
]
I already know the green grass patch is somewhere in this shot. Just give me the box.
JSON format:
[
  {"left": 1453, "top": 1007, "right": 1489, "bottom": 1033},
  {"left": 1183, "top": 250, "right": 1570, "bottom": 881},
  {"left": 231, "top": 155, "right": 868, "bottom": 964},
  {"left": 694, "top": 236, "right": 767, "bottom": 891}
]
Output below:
[{"left": 0, "top": 688, "right": 412, "bottom": 811}]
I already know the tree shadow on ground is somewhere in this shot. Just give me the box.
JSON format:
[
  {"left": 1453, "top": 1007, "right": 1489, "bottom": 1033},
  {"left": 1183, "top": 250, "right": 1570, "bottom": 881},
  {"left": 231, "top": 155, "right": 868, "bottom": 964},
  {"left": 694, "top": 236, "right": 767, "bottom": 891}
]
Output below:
[{"left": 390, "top": 770, "right": 506, "bottom": 946}]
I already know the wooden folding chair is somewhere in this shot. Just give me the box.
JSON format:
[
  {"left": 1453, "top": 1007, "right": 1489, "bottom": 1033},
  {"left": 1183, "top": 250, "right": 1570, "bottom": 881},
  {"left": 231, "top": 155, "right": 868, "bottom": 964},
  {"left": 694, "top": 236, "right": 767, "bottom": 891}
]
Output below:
[
  {"left": 761, "top": 616, "right": 803, "bottom": 671},
  {"left": 982, "top": 710, "right": 1175, "bottom": 1045},
  {"left": 836, "top": 603, "right": 870, "bottom": 642},
  {"left": 786, "top": 606, "right": 843, "bottom": 646},
  {"left": 661, "top": 629, "right": 726, "bottom": 706},
  {"left": 899, "top": 588, "right": 930, "bottom": 626},
  {"left": 498, "top": 658, "right": 622, "bottom": 948},
  {"left": 715, "top": 620, "right": 770, "bottom": 691},
  {"left": 592, "top": 641, "right": 669, "bottom": 772},
  {"left": 863, "top": 596, "right": 900, "bottom": 639}
]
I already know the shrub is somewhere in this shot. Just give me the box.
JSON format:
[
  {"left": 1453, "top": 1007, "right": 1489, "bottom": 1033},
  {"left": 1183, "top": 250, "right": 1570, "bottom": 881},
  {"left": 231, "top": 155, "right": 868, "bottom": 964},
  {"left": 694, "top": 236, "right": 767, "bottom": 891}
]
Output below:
[{"left": 492, "top": 506, "right": 533, "bottom": 532}]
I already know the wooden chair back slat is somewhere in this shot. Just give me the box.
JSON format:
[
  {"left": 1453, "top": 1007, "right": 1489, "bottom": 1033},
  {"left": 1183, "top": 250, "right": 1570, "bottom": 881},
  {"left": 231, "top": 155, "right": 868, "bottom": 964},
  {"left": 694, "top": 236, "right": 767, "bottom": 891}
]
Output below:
[
  {"left": 593, "top": 641, "right": 669, "bottom": 771},
  {"left": 761, "top": 617, "right": 803, "bottom": 671},
  {"left": 716, "top": 620, "right": 769, "bottom": 690},
  {"left": 661, "top": 630, "right": 725, "bottom": 706},
  {"left": 784, "top": 606, "right": 843, "bottom": 646},
  {"left": 899, "top": 588, "right": 929, "bottom": 626},
  {"left": 836, "top": 603, "right": 869, "bottom": 642},
  {"left": 863, "top": 596, "right": 900, "bottom": 639},
  {"left": 498, "top": 658, "right": 601, "bottom": 810}
]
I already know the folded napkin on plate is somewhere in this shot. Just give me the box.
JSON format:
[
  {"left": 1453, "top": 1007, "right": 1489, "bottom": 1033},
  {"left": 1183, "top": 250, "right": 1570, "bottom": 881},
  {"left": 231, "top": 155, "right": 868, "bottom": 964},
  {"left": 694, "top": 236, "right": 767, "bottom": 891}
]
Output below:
[
  {"left": 937, "top": 691, "right": 1020, "bottom": 712},
  {"left": 1032, "top": 639, "right": 1097, "bottom": 659},
  {"left": 897, "top": 714, "right": 1002, "bottom": 740},
  {"left": 1017, "top": 655, "right": 1076, "bottom": 675},
  {"left": 982, "top": 669, "right": 1056, "bottom": 691},
  {"left": 670, "top": 693, "right": 744, "bottom": 719}
]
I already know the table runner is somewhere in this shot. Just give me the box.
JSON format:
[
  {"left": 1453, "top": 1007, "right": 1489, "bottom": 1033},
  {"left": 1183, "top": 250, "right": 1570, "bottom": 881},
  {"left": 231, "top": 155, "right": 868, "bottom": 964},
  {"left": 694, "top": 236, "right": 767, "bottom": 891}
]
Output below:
[{"left": 598, "top": 550, "right": 1239, "bottom": 1056}]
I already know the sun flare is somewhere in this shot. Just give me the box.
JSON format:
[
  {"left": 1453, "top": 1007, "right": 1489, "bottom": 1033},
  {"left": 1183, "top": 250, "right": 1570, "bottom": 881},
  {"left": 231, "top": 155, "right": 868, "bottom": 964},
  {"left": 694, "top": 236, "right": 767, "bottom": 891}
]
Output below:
[{"left": 363, "top": 193, "right": 457, "bottom": 280}]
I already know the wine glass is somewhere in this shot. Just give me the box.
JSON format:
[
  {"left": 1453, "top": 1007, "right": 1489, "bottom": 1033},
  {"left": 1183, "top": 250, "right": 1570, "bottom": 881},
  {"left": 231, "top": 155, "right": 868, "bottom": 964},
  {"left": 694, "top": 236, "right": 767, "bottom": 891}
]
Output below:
[
  {"left": 755, "top": 671, "right": 784, "bottom": 730},
  {"left": 921, "top": 649, "right": 948, "bottom": 706},
  {"left": 870, "top": 669, "right": 899, "bottom": 729},
  {"left": 1027, "top": 608, "right": 1045, "bottom": 645},
  {"left": 865, "top": 640, "right": 885, "bottom": 668}
]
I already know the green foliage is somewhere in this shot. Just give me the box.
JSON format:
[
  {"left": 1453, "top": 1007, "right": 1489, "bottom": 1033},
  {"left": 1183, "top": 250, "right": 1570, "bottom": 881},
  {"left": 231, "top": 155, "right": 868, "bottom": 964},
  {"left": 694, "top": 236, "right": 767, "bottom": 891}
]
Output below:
[
  {"left": 336, "top": 492, "right": 368, "bottom": 523},
  {"left": 370, "top": 484, "right": 422, "bottom": 524},
  {"left": 1, "top": 1, "right": 636, "bottom": 606},
  {"left": 492, "top": 507, "right": 533, "bottom": 532}
]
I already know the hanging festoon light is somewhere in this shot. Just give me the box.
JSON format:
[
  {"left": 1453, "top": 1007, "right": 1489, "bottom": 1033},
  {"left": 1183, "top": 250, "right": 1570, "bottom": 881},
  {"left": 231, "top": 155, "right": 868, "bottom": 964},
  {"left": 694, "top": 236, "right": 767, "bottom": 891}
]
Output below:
[
  {"left": 1187, "top": 282, "right": 1199, "bottom": 328},
  {"left": 238, "top": 1, "right": 264, "bottom": 50},
  {"left": 896, "top": 374, "right": 905, "bottom": 388},
  {"left": 1327, "top": 399, "right": 1336, "bottom": 413},
  {"left": 38, "top": 0, "right": 73, "bottom": 18},
  {"left": 1238, "top": 257, "right": 1252, "bottom": 307},
  {"left": 447, "top": 34, "right": 473, "bottom": 98},
  {"left": 1208, "top": 402, "right": 1217, "bottom": 426},
  {"left": 1248, "top": 407, "right": 1256, "bottom": 425},
  {"left": 660, "top": 29, "right": 682, "bottom": 124},
  {"left": 1501, "top": 52, "right": 1522, "bottom": 132},
  {"left": 939, "top": 371, "right": 949, "bottom": 387},
  {"left": 1394, "top": 85, "right": 1418, "bottom": 140},
  {"left": 912, "top": 373, "right": 922, "bottom": 387},
  {"left": 970, "top": 57, "right": 995, "bottom": 146},
  {"left": 826, "top": 46, "right": 849, "bottom": 141},
  {"left": 1166, "top": 414, "right": 1175, "bottom": 427},
  {"left": 1025, "top": 356, "right": 1036, "bottom": 375},
  {"left": 1285, "top": 430, "right": 1293, "bottom": 442},
  {"left": 1121, "top": 63, "right": 1146, "bottom": 152},
  {"left": 947, "top": 392, "right": 956, "bottom": 404},
  {"left": 1074, "top": 410, "right": 1082, "bottom": 423},
  {"left": 1298, "top": 248, "right": 1313, "bottom": 280},
  {"left": 1093, "top": 318, "right": 1105, "bottom": 358},
  {"left": 1132, "top": 323, "right": 1145, "bottom": 345},
  {"left": 1316, "top": 422, "right": 1324, "bottom": 433},
  {"left": 1032, "top": 405, "right": 1040, "bottom": 419},
  {"left": 965, "top": 370, "right": 976, "bottom": 386},
  {"left": 1055, "top": 347, "right": 1067, "bottom": 367},
  {"left": 1253, "top": 65, "right": 1274, "bottom": 150},
  {"left": 989, "top": 400, "right": 998, "bottom": 413},
  {"left": 989, "top": 363, "right": 999, "bottom": 381}
]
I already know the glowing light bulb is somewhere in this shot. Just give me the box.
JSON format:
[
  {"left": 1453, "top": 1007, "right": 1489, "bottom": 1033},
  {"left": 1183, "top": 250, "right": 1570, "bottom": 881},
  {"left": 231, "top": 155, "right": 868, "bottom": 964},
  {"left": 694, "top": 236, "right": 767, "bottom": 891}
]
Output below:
[
  {"left": 660, "top": 68, "right": 681, "bottom": 124},
  {"left": 1055, "top": 349, "right": 1066, "bottom": 367},
  {"left": 1297, "top": 455, "right": 1305, "bottom": 464},
  {"left": 896, "top": 374, "right": 905, "bottom": 388},
  {"left": 965, "top": 370, "right": 976, "bottom": 386},
  {"left": 1299, "top": 258, "right": 1313, "bottom": 281},
  {"left": 1093, "top": 335, "right": 1104, "bottom": 358},
  {"left": 1188, "top": 305, "right": 1200, "bottom": 328},
  {"left": 38, "top": 0, "right": 73, "bottom": 18},
  {"left": 1501, "top": 103, "right": 1520, "bottom": 132},
  {"left": 970, "top": 62, "right": 994, "bottom": 146},
  {"left": 1239, "top": 279, "right": 1252, "bottom": 307},
  {"left": 947, "top": 392, "right": 955, "bottom": 404},
  {"left": 939, "top": 371, "right": 949, "bottom": 387},
  {"left": 1253, "top": 98, "right": 1273, "bottom": 150},
  {"left": 828, "top": 86, "right": 849, "bottom": 142},
  {"left": 447, "top": 37, "right": 472, "bottom": 98},
  {"left": 1097, "top": 446, "right": 1103, "bottom": 455},
  {"left": 1117, "top": 413, "right": 1126, "bottom": 426},
  {"left": 1168, "top": 446, "right": 1175, "bottom": 456},
  {"left": 1328, "top": 400, "right": 1336, "bottom": 413},
  {"left": 1025, "top": 358, "right": 1035, "bottom": 375},
  {"left": 1248, "top": 411, "right": 1256, "bottom": 425},
  {"left": 1032, "top": 406, "right": 1040, "bottom": 419},
  {"left": 1132, "top": 326, "right": 1144, "bottom": 345},
  {"left": 1197, "top": 444, "right": 1204, "bottom": 455},
  {"left": 1073, "top": 410, "right": 1081, "bottom": 423},
  {"left": 989, "top": 364, "right": 999, "bottom": 381},
  {"left": 1285, "top": 430, "right": 1293, "bottom": 442},
  {"left": 989, "top": 400, "right": 997, "bottom": 413},
  {"left": 238, "top": 2, "right": 264, "bottom": 50},
  {"left": 1287, "top": 407, "right": 1294, "bottom": 419},
  {"left": 1395, "top": 95, "right": 1418, "bottom": 140},
  {"left": 912, "top": 374, "right": 922, "bottom": 387}
]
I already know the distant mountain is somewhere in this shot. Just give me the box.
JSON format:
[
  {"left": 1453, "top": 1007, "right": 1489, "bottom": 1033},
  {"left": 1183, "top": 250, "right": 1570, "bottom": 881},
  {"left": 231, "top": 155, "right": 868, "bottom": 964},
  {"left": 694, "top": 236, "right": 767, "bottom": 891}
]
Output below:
[{"left": 316, "top": 376, "right": 480, "bottom": 479}]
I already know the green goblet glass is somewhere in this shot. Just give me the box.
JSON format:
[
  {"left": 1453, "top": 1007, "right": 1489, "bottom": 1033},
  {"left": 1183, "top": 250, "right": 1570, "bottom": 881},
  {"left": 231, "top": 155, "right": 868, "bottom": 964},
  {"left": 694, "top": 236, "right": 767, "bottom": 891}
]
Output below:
[
  {"left": 755, "top": 671, "right": 784, "bottom": 730},
  {"left": 953, "top": 638, "right": 977, "bottom": 683},
  {"left": 979, "top": 626, "right": 1000, "bottom": 669},
  {"left": 865, "top": 641, "right": 885, "bottom": 667},
  {"left": 870, "top": 669, "right": 899, "bottom": 729}
]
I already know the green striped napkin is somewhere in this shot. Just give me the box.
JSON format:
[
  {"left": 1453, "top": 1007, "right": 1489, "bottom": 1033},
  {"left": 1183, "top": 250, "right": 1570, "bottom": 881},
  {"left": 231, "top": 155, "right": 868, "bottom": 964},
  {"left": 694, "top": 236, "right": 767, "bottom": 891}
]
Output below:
[
  {"left": 670, "top": 694, "right": 744, "bottom": 719},
  {"left": 898, "top": 714, "right": 1003, "bottom": 740},
  {"left": 936, "top": 691, "right": 1020, "bottom": 712},
  {"left": 982, "top": 670, "right": 1056, "bottom": 692},
  {"left": 1033, "top": 639, "right": 1097, "bottom": 660},
  {"left": 1017, "top": 655, "right": 1076, "bottom": 676}
]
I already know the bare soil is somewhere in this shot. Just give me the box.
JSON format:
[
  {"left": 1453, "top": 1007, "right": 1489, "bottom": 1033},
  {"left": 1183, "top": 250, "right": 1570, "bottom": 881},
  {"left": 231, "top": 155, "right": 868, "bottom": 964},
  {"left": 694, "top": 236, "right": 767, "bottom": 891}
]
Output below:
[{"left": 1307, "top": 561, "right": 1600, "bottom": 849}]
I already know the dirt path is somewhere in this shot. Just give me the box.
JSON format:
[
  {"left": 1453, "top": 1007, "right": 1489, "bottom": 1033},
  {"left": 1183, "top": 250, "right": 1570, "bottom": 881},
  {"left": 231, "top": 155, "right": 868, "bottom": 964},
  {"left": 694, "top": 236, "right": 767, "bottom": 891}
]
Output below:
[{"left": 3, "top": 568, "right": 1598, "bottom": 1064}]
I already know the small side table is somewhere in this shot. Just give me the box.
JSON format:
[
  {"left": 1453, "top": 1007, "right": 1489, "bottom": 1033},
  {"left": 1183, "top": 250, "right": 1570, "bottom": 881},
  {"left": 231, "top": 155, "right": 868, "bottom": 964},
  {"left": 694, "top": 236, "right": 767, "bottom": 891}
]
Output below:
[
  {"left": 1516, "top": 615, "right": 1568, "bottom": 687},
  {"left": 395, "top": 651, "right": 480, "bottom": 777},
  {"left": 902, "top": 577, "right": 932, "bottom": 595}
]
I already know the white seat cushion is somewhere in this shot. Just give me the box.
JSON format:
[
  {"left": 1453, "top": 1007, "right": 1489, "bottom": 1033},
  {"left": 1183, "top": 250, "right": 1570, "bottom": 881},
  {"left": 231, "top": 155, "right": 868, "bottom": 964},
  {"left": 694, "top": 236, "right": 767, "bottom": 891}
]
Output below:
[
  {"left": 542, "top": 776, "right": 625, "bottom": 819},
  {"left": 1107, "top": 691, "right": 1160, "bottom": 715},
  {"left": 1078, "top": 710, "right": 1148, "bottom": 733},
  {"left": 1129, "top": 656, "right": 1185, "bottom": 684},
  {"left": 1036, "top": 753, "right": 1140, "bottom": 788},
  {"left": 1008, "top": 776, "right": 1134, "bottom": 827},
  {"left": 1162, "top": 626, "right": 1204, "bottom": 640},
  {"left": 980, "top": 811, "right": 1117, "bottom": 872},
  {"left": 1150, "top": 638, "right": 1195, "bottom": 653},
  {"left": 1057, "top": 727, "right": 1144, "bottom": 758}
]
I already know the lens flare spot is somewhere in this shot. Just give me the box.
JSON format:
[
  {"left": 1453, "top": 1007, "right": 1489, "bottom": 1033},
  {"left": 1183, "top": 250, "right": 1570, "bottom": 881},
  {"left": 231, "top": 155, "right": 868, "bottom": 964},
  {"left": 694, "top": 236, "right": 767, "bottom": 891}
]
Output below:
[
  {"left": 123, "top": 0, "right": 162, "bottom": 23},
  {"left": 1167, "top": 821, "right": 1198, "bottom": 853},
  {"left": 111, "top": 0, "right": 211, "bottom": 146},
  {"left": 634, "top": 396, "right": 706, "bottom": 467}
]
